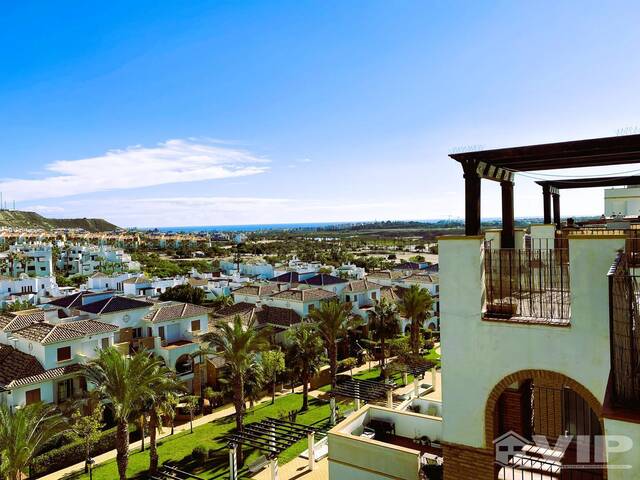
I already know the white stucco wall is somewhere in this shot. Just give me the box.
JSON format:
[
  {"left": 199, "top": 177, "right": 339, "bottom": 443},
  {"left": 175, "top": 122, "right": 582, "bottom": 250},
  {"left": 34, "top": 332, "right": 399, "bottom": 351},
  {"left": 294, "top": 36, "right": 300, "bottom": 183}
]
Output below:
[
  {"left": 604, "top": 417, "right": 640, "bottom": 480},
  {"left": 438, "top": 235, "right": 624, "bottom": 449}
]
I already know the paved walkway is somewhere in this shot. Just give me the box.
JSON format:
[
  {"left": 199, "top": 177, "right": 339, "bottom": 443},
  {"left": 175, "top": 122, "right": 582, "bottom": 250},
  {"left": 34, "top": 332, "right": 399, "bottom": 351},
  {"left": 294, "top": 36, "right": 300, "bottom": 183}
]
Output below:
[
  {"left": 43, "top": 351, "right": 442, "bottom": 480},
  {"left": 42, "top": 360, "right": 379, "bottom": 480}
]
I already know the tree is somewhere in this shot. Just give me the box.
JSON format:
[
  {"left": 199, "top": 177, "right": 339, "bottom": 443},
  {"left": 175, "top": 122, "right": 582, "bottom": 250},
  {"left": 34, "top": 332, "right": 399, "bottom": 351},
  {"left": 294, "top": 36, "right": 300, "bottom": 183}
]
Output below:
[
  {"left": 368, "top": 298, "right": 400, "bottom": 370},
  {"left": 183, "top": 396, "right": 199, "bottom": 434},
  {"left": 286, "top": 323, "right": 325, "bottom": 411},
  {"left": 146, "top": 367, "right": 185, "bottom": 475},
  {"left": 70, "top": 402, "right": 104, "bottom": 473},
  {"left": 397, "top": 285, "right": 433, "bottom": 355},
  {"left": 341, "top": 357, "right": 357, "bottom": 377},
  {"left": 82, "top": 348, "right": 168, "bottom": 480},
  {"left": 0, "top": 402, "right": 68, "bottom": 480},
  {"left": 199, "top": 315, "right": 269, "bottom": 464},
  {"left": 261, "top": 349, "right": 286, "bottom": 405},
  {"left": 159, "top": 284, "right": 205, "bottom": 305},
  {"left": 210, "top": 294, "right": 234, "bottom": 311},
  {"left": 309, "top": 300, "right": 355, "bottom": 390}
]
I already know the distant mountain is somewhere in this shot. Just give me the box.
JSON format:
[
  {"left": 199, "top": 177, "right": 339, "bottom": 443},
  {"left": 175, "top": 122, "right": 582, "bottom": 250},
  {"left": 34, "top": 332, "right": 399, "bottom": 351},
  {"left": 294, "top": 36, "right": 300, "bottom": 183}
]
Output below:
[{"left": 0, "top": 210, "right": 118, "bottom": 232}]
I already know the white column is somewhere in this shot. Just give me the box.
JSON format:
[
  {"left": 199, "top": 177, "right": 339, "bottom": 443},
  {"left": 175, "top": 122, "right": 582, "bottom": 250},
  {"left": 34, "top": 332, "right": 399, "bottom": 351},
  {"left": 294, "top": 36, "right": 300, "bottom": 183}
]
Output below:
[
  {"left": 307, "top": 432, "right": 315, "bottom": 471},
  {"left": 270, "top": 456, "right": 279, "bottom": 480},
  {"left": 330, "top": 397, "right": 336, "bottom": 425},
  {"left": 430, "top": 367, "right": 437, "bottom": 391},
  {"left": 413, "top": 376, "right": 419, "bottom": 398},
  {"left": 387, "top": 389, "right": 393, "bottom": 409},
  {"left": 229, "top": 444, "right": 237, "bottom": 480},
  {"left": 355, "top": 398, "right": 360, "bottom": 410}
]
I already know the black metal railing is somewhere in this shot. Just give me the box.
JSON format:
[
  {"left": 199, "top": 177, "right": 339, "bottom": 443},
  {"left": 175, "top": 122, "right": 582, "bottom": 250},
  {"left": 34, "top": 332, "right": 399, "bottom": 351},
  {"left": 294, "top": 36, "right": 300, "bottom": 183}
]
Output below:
[
  {"left": 608, "top": 253, "right": 640, "bottom": 406},
  {"left": 484, "top": 248, "right": 570, "bottom": 322}
]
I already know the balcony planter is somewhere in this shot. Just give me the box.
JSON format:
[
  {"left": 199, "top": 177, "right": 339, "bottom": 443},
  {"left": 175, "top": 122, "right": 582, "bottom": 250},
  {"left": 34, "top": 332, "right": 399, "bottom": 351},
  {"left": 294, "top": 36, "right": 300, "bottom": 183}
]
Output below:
[{"left": 486, "top": 303, "right": 517, "bottom": 318}]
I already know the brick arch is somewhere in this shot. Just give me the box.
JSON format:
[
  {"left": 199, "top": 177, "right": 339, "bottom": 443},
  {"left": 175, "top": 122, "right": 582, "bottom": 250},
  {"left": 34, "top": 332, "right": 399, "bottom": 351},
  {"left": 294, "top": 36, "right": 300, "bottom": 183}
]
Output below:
[{"left": 484, "top": 369, "right": 603, "bottom": 448}]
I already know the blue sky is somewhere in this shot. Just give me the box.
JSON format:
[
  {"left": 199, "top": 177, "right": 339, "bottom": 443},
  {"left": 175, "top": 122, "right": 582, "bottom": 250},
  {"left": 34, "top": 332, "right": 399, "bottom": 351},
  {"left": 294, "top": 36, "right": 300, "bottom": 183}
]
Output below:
[{"left": 2, "top": 1, "right": 640, "bottom": 227}]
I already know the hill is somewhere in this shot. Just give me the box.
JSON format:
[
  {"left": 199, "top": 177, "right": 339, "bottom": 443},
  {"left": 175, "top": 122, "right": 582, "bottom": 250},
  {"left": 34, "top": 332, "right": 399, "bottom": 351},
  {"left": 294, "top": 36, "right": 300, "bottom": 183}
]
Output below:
[{"left": 0, "top": 210, "right": 118, "bottom": 232}]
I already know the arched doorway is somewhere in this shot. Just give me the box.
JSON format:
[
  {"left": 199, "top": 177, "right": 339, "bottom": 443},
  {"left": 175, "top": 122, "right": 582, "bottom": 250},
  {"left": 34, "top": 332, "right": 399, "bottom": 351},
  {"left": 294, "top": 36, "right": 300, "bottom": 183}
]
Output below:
[
  {"left": 487, "top": 370, "right": 606, "bottom": 479},
  {"left": 175, "top": 354, "right": 193, "bottom": 375}
]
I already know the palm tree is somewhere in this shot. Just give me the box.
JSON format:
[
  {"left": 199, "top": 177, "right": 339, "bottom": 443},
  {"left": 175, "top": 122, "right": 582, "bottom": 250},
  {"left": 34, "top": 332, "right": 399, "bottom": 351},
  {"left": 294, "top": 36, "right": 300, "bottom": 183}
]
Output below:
[
  {"left": 309, "top": 300, "right": 354, "bottom": 390},
  {"left": 145, "top": 367, "right": 185, "bottom": 475},
  {"left": 199, "top": 315, "right": 269, "bottom": 464},
  {"left": 368, "top": 298, "right": 400, "bottom": 370},
  {"left": 83, "top": 347, "right": 167, "bottom": 480},
  {"left": 286, "top": 322, "right": 325, "bottom": 411},
  {"left": 0, "top": 402, "right": 68, "bottom": 480},
  {"left": 397, "top": 285, "right": 433, "bottom": 355}
]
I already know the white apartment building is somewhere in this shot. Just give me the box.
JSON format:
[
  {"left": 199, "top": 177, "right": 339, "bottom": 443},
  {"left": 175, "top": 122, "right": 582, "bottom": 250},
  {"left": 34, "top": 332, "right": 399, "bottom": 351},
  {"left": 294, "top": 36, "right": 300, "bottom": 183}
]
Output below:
[
  {"left": 57, "top": 243, "right": 140, "bottom": 276},
  {"left": 0, "top": 242, "right": 53, "bottom": 277}
]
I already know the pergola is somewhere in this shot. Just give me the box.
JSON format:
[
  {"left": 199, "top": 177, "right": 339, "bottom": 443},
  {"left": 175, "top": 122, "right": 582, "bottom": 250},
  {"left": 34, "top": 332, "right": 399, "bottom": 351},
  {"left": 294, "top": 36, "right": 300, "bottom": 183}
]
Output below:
[
  {"left": 390, "top": 358, "right": 436, "bottom": 398},
  {"left": 226, "top": 417, "right": 316, "bottom": 480},
  {"left": 449, "top": 134, "right": 640, "bottom": 248},
  {"left": 535, "top": 174, "right": 640, "bottom": 228},
  {"left": 331, "top": 378, "right": 396, "bottom": 414}
]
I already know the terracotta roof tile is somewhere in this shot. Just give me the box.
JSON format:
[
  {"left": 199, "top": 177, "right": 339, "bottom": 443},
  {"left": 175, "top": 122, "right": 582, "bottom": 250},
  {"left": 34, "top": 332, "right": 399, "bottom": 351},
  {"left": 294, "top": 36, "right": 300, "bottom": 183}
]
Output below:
[
  {"left": 256, "top": 305, "right": 302, "bottom": 328},
  {"left": 145, "top": 302, "right": 211, "bottom": 323},
  {"left": 0, "top": 344, "right": 45, "bottom": 388},
  {"left": 77, "top": 296, "right": 153, "bottom": 314},
  {"left": 342, "top": 279, "right": 383, "bottom": 293},
  {"left": 270, "top": 288, "right": 336, "bottom": 302},
  {"left": 7, "top": 363, "right": 82, "bottom": 389}
]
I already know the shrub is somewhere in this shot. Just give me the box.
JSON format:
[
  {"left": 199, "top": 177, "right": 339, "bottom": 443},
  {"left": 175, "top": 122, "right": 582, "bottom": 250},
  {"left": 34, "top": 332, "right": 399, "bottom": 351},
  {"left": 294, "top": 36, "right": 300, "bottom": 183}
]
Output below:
[
  {"left": 192, "top": 445, "right": 208, "bottom": 464},
  {"left": 31, "top": 426, "right": 139, "bottom": 477}
]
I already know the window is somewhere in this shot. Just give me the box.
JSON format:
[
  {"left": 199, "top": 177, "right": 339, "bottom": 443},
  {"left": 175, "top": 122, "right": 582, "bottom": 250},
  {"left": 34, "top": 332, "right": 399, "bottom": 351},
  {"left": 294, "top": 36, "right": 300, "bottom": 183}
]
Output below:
[
  {"left": 132, "top": 327, "right": 142, "bottom": 338},
  {"left": 308, "top": 304, "right": 315, "bottom": 312},
  {"left": 57, "top": 346, "right": 71, "bottom": 362},
  {"left": 57, "top": 378, "right": 74, "bottom": 402},
  {"left": 372, "top": 292, "right": 377, "bottom": 300},
  {"left": 147, "top": 327, "right": 153, "bottom": 337},
  {"left": 191, "top": 320, "right": 201, "bottom": 332},
  {"left": 159, "top": 326, "right": 166, "bottom": 341},
  {"left": 25, "top": 388, "right": 41, "bottom": 405},
  {"left": 101, "top": 337, "right": 110, "bottom": 349},
  {"left": 106, "top": 283, "right": 109, "bottom": 289},
  {"left": 345, "top": 295, "right": 351, "bottom": 302}
]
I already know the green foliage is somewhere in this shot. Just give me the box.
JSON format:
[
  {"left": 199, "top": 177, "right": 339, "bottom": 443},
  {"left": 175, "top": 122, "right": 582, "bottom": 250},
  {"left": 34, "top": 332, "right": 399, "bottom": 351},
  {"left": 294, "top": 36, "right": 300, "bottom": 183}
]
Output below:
[
  {"left": 191, "top": 445, "right": 208, "bottom": 464},
  {"left": 56, "top": 273, "right": 88, "bottom": 288},
  {"left": 0, "top": 402, "right": 69, "bottom": 479},
  {"left": 70, "top": 403, "right": 105, "bottom": 468},
  {"left": 339, "top": 357, "right": 358, "bottom": 375},
  {"left": 2, "top": 299, "right": 33, "bottom": 313},
  {"left": 158, "top": 284, "right": 205, "bottom": 305},
  {"left": 31, "top": 426, "right": 138, "bottom": 477},
  {"left": 408, "top": 255, "right": 426, "bottom": 263}
]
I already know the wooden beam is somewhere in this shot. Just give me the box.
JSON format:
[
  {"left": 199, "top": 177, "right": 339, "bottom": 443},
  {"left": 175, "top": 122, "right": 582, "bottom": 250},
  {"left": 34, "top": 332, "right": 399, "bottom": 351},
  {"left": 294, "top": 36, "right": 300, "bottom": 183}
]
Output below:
[
  {"left": 501, "top": 180, "right": 515, "bottom": 249},
  {"left": 553, "top": 193, "right": 561, "bottom": 229},
  {"left": 542, "top": 185, "right": 552, "bottom": 224},
  {"left": 463, "top": 160, "right": 481, "bottom": 236}
]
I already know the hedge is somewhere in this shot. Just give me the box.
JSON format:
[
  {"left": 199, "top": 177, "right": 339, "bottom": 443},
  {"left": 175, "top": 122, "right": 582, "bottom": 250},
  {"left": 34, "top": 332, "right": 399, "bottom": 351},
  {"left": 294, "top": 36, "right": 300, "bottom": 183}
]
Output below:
[{"left": 31, "top": 426, "right": 140, "bottom": 477}]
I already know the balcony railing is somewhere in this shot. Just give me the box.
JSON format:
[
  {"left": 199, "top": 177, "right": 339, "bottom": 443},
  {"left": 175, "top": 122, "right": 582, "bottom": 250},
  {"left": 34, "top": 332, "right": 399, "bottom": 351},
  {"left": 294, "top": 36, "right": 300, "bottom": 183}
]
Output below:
[
  {"left": 484, "top": 248, "right": 570, "bottom": 323},
  {"left": 608, "top": 253, "right": 640, "bottom": 407}
]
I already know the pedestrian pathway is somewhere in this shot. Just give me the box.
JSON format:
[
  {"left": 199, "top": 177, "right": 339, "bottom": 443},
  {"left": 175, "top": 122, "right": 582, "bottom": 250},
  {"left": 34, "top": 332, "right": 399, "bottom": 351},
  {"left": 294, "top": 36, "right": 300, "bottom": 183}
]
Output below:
[{"left": 42, "top": 360, "right": 379, "bottom": 480}]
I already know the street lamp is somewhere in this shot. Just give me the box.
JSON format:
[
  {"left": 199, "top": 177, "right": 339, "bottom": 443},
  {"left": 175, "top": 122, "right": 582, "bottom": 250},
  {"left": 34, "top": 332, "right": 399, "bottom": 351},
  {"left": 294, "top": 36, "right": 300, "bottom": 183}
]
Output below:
[{"left": 87, "top": 457, "right": 95, "bottom": 480}]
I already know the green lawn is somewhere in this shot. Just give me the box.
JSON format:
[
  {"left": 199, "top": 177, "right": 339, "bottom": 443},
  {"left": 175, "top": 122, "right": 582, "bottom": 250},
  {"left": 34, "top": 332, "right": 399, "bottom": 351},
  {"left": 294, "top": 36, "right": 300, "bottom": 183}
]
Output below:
[{"left": 69, "top": 394, "right": 332, "bottom": 480}]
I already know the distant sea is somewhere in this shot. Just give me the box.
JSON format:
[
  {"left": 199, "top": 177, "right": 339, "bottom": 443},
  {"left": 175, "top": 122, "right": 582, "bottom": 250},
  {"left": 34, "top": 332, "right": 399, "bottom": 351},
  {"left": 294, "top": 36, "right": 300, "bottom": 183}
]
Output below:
[{"left": 151, "top": 222, "right": 353, "bottom": 233}]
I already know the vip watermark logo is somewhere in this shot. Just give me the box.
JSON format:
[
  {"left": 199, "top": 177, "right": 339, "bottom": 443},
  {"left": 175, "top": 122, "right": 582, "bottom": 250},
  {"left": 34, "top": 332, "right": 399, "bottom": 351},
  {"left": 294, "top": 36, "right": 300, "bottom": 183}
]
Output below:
[
  {"left": 494, "top": 431, "right": 633, "bottom": 471},
  {"left": 616, "top": 126, "right": 640, "bottom": 136},
  {"left": 448, "top": 144, "right": 485, "bottom": 154}
]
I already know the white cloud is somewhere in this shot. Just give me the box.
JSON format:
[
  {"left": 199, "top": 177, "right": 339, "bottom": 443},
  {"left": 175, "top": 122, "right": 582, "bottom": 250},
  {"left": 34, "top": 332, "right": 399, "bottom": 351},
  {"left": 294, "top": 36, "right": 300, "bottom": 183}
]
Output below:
[
  {"left": 0, "top": 139, "right": 269, "bottom": 202},
  {"left": 21, "top": 205, "right": 65, "bottom": 214},
  {"left": 52, "top": 195, "right": 420, "bottom": 227}
]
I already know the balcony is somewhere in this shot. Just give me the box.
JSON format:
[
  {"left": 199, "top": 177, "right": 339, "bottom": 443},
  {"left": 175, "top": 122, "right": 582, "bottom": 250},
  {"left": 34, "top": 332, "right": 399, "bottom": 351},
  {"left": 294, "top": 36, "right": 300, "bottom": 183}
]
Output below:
[
  {"left": 607, "top": 252, "right": 640, "bottom": 410},
  {"left": 484, "top": 246, "right": 570, "bottom": 325},
  {"left": 328, "top": 405, "right": 443, "bottom": 480}
]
